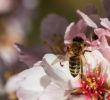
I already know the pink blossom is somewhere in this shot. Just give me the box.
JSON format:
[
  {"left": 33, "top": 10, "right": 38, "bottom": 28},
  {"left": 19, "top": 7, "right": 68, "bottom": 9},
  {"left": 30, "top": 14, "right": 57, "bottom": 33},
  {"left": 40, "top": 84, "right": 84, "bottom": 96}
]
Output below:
[
  {"left": 64, "top": 20, "right": 87, "bottom": 45},
  {"left": 76, "top": 9, "right": 98, "bottom": 28},
  {"left": 5, "top": 49, "right": 110, "bottom": 100},
  {"left": 5, "top": 9, "right": 110, "bottom": 100},
  {"left": 76, "top": 10, "right": 110, "bottom": 62},
  {"left": 94, "top": 18, "right": 110, "bottom": 62},
  {"left": 64, "top": 10, "right": 100, "bottom": 51}
]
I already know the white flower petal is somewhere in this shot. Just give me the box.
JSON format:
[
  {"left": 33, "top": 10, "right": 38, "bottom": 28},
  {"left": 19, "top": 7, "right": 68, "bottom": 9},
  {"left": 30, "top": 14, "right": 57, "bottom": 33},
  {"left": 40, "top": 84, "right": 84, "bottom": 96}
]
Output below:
[
  {"left": 39, "top": 82, "right": 67, "bottom": 100},
  {"left": 17, "top": 88, "right": 41, "bottom": 100},
  {"left": 84, "top": 49, "right": 110, "bottom": 78},
  {"left": 5, "top": 75, "right": 21, "bottom": 93},
  {"left": 42, "top": 54, "right": 74, "bottom": 88},
  {"left": 65, "top": 22, "right": 75, "bottom": 36},
  {"left": 42, "top": 53, "right": 82, "bottom": 89},
  {"left": 84, "top": 50, "right": 105, "bottom": 69},
  {"left": 100, "top": 18, "right": 110, "bottom": 30},
  {"left": 17, "top": 67, "right": 47, "bottom": 92},
  {"left": 6, "top": 62, "right": 51, "bottom": 100}
]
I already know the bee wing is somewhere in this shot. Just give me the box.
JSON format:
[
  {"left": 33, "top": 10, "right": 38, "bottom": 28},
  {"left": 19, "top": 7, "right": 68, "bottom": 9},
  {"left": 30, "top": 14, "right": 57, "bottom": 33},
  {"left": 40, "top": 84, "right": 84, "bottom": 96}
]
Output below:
[{"left": 14, "top": 43, "right": 40, "bottom": 67}]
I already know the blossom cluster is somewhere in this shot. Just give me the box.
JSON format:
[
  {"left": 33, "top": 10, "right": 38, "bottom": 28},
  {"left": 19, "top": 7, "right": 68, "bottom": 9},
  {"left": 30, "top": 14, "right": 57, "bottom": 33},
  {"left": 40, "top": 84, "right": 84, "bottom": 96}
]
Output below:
[{"left": 5, "top": 6, "right": 110, "bottom": 100}]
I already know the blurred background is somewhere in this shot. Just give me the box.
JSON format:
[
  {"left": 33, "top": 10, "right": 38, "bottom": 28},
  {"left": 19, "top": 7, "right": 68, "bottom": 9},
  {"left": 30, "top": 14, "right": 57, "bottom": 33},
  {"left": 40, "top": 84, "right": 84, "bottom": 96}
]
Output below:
[{"left": 0, "top": 0, "right": 106, "bottom": 99}]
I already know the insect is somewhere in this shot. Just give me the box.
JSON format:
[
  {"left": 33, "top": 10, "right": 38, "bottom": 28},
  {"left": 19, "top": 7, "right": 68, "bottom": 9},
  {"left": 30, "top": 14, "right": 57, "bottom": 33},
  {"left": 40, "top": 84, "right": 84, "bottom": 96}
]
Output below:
[{"left": 67, "top": 37, "right": 86, "bottom": 77}]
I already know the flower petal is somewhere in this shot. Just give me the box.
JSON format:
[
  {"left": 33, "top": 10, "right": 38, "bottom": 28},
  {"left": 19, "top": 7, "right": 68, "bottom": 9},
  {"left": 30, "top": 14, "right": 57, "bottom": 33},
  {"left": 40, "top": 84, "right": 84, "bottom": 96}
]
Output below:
[
  {"left": 5, "top": 62, "right": 50, "bottom": 99},
  {"left": 98, "top": 46, "right": 110, "bottom": 63},
  {"left": 17, "top": 88, "right": 41, "bottom": 100},
  {"left": 94, "top": 28, "right": 106, "bottom": 38},
  {"left": 94, "top": 28, "right": 109, "bottom": 46},
  {"left": 94, "top": 28, "right": 110, "bottom": 61},
  {"left": 5, "top": 75, "right": 22, "bottom": 93},
  {"left": 77, "top": 9, "right": 97, "bottom": 28},
  {"left": 84, "top": 50, "right": 106, "bottom": 70},
  {"left": 64, "top": 20, "right": 87, "bottom": 45},
  {"left": 39, "top": 82, "right": 67, "bottom": 100},
  {"left": 84, "top": 49, "right": 110, "bottom": 82},
  {"left": 100, "top": 18, "right": 110, "bottom": 30},
  {"left": 17, "top": 67, "right": 49, "bottom": 92},
  {"left": 64, "top": 22, "right": 75, "bottom": 44},
  {"left": 41, "top": 53, "right": 80, "bottom": 89}
]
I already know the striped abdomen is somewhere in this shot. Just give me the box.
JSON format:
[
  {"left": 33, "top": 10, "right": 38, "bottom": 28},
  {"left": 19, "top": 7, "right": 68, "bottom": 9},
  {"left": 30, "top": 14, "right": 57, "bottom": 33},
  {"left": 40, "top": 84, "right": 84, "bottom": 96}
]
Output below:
[{"left": 69, "top": 56, "right": 81, "bottom": 77}]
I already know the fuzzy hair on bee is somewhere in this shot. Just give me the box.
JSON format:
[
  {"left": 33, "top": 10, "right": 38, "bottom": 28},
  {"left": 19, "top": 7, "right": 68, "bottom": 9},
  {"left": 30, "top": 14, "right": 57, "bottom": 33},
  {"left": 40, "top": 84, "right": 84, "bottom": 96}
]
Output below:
[{"left": 67, "top": 37, "right": 85, "bottom": 77}]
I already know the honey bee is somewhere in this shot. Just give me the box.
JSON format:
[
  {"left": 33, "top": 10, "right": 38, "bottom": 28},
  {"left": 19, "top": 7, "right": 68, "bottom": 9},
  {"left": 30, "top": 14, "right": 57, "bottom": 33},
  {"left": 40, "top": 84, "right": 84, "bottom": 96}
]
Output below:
[{"left": 67, "top": 37, "right": 86, "bottom": 77}]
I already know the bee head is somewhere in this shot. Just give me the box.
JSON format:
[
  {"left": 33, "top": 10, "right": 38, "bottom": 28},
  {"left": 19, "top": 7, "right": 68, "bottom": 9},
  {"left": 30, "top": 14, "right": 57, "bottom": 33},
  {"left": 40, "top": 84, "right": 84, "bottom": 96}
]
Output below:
[
  {"left": 72, "top": 37, "right": 84, "bottom": 43},
  {"left": 66, "top": 37, "right": 86, "bottom": 56}
]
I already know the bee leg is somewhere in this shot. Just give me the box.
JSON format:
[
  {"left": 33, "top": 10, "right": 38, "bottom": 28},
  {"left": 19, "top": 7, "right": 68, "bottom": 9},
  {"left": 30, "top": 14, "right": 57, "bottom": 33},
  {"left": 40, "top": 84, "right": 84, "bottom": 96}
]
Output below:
[
  {"left": 83, "top": 50, "right": 92, "bottom": 55},
  {"left": 60, "top": 62, "right": 64, "bottom": 67}
]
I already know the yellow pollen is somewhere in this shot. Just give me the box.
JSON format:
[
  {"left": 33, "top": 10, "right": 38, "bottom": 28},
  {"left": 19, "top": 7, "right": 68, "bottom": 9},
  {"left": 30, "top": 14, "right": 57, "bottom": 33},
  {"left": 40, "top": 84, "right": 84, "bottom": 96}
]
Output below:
[
  {"left": 97, "top": 77, "right": 100, "bottom": 80},
  {"left": 95, "top": 91, "right": 98, "bottom": 94}
]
